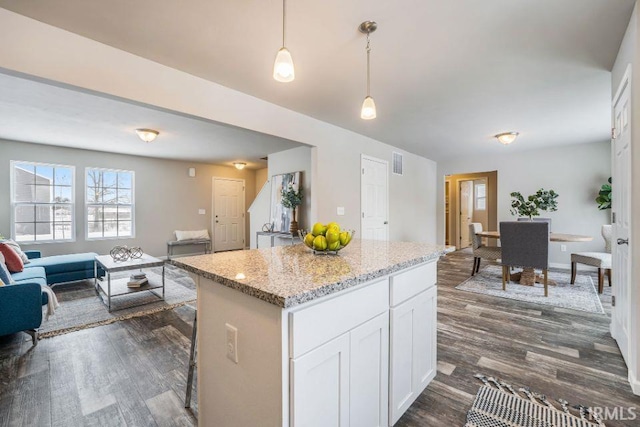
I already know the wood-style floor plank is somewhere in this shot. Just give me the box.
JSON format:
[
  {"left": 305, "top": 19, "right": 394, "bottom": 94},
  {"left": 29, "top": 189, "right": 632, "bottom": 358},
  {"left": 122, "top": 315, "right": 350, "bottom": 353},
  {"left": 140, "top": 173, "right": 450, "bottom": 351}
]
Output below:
[{"left": 0, "top": 250, "right": 638, "bottom": 426}]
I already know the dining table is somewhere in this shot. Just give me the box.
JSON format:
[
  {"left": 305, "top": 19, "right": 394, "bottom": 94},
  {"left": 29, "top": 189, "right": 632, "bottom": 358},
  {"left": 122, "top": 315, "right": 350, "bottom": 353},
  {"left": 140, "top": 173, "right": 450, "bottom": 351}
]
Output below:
[{"left": 475, "top": 231, "right": 593, "bottom": 286}]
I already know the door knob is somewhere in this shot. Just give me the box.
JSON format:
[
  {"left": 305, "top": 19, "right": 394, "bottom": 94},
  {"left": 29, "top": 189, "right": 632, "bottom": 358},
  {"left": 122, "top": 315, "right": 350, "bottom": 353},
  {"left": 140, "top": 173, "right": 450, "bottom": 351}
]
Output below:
[
  {"left": 216, "top": 220, "right": 219, "bottom": 223},
  {"left": 384, "top": 221, "right": 388, "bottom": 225},
  {"left": 617, "top": 238, "right": 629, "bottom": 245}
]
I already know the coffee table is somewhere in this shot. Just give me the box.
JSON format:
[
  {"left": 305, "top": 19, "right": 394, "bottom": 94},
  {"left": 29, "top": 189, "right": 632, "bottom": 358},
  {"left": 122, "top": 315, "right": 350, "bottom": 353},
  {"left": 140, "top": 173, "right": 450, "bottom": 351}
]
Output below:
[{"left": 94, "top": 253, "right": 165, "bottom": 312}]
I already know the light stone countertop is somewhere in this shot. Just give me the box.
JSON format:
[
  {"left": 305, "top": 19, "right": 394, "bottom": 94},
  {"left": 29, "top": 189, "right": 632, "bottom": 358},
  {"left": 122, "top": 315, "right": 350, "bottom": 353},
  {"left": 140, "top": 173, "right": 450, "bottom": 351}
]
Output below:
[{"left": 171, "top": 239, "right": 447, "bottom": 308}]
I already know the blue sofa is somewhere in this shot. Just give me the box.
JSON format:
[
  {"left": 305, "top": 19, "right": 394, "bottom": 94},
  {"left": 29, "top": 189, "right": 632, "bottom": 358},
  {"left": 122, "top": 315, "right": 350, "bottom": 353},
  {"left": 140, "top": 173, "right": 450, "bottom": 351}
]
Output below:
[{"left": 0, "top": 250, "right": 101, "bottom": 344}]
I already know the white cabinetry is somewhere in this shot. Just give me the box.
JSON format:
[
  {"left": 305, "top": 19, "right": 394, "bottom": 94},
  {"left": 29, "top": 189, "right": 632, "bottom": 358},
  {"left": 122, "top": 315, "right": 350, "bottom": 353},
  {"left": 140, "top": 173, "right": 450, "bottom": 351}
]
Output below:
[{"left": 389, "top": 285, "right": 437, "bottom": 425}]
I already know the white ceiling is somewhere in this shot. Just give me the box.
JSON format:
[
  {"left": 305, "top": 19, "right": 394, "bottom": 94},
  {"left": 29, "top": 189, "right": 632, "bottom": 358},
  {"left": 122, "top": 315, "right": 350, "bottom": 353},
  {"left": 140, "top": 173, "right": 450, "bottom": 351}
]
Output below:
[
  {"left": 0, "top": 72, "right": 304, "bottom": 168},
  {"left": 0, "top": 0, "right": 635, "bottom": 161}
]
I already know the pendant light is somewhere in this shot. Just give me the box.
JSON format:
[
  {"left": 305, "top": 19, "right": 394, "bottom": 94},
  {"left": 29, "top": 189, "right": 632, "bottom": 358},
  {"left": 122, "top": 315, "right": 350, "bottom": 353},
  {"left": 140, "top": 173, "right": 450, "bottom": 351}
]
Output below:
[
  {"left": 359, "top": 21, "right": 377, "bottom": 120},
  {"left": 273, "top": 0, "right": 295, "bottom": 82},
  {"left": 495, "top": 132, "right": 519, "bottom": 145}
]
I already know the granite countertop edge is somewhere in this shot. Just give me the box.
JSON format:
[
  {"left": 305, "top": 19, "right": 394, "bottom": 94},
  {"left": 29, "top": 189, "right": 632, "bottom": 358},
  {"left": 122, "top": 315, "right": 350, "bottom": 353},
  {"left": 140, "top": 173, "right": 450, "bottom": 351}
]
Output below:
[{"left": 171, "top": 249, "right": 444, "bottom": 309}]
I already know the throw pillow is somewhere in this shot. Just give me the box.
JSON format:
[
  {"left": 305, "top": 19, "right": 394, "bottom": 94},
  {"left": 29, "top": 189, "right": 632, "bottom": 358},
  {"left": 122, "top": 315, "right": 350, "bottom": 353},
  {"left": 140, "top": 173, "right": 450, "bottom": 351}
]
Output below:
[
  {"left": 0, "top": 243, "right": 24, "bottom": 273},
  {"left": 175, "top": 229, "right": 210, "bottom": 241},
  {"left": 0, "top": 253, "right": 14, "bottom": 284},
  {"left": 0, "top": 239, "right": 30, "bottom": 264},
  {"left": 0, "top": 277, "right": 5, "bottom": 286}
]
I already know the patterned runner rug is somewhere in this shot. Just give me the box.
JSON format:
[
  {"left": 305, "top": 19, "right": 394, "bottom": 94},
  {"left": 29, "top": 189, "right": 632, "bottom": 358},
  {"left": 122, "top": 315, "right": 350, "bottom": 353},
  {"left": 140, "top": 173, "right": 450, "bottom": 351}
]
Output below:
[
  {"left": 456, "top": 265, "right": 605, "bottom": 314},
  {"left": 40, "top": 264, "right": 195, "bottom": 338},
  {"left": 466, "top": 375, "right": 605, "bottom": 427}
]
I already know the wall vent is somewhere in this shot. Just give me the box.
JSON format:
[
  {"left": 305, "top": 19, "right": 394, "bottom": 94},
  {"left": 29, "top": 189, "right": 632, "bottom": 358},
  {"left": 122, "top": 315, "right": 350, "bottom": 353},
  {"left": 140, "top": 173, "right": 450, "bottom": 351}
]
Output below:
[{"left": 392, "top": 152, "right": 403, "bottom": 176}]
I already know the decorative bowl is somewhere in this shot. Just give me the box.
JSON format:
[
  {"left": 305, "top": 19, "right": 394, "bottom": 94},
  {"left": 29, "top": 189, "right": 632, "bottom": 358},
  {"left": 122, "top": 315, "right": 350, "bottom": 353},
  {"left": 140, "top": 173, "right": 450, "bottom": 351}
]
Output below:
[{"left": 298, "top": 229, "right": 355, "bottom": 255}]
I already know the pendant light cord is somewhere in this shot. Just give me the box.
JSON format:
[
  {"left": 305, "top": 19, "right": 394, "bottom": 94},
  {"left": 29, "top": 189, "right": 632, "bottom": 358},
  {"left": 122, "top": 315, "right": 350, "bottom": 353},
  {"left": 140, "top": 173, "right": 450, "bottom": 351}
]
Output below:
[
  {"left": 366, "top": 33, "right": 371, "bottom": 97},
  {"left": 282, "top": 0, "right": 286, "bottom": 47}
]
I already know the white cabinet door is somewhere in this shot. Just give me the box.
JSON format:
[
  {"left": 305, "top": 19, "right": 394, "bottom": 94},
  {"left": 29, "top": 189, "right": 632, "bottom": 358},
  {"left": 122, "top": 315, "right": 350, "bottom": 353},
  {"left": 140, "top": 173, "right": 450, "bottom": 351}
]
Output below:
[
  {"left": 389, "top": 286, "right": 437, "bottom": 425},
  {"left": 350, "top": 312, "right": 389, "bottom": 427},
  {"left": 291, "top": 333, "right": 351, "bottom": 427}
]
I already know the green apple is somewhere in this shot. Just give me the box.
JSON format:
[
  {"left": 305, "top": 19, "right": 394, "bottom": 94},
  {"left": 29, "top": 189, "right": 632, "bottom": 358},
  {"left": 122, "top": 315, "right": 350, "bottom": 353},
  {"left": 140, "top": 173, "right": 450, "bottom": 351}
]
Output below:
[
  {"left": 313, "top": 235, "right": 328, "bottom": 251},
  {"left": 326, "top": 229, "right": 340, "bottom": 244},
  {"left": 312, "top": 222, "right": 328, "bottom": 236},
  {"left": 339, "top": 231, "right": 352, "bottom": 246},
  {"left": 326, "top": 222, "right": 340, "bottom": 233},
  {"left": 328, "top": 240, "right": 341, "bottom": 251},
  {"left": 304, "top": 233, "right": 315, "bottom": 248}
]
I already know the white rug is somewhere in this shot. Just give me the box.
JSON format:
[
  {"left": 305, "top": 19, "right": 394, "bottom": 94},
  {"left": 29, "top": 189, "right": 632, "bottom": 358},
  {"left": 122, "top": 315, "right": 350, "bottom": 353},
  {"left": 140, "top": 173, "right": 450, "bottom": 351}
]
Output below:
[
  {"left": 40, "top": 265, "right": 196, "bottom": 338},
  {"left": 456, "top": 265, "right": 605, "bottom": 314}
]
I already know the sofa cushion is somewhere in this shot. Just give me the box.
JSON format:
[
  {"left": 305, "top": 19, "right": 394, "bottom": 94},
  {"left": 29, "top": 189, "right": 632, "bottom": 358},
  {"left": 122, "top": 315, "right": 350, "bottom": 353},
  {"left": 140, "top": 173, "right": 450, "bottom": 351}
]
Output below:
[
  {"left": 0, "top": 239, "right": 30, "bottom": 264},
  {"left": 11, "top": 266, "right": 47, "bottom": 283},
  {"left": 0, "top": 253, "right": 14, "bottom": 284},
  {"left": 0, "top": 243, "right": 24, "bottom": 273},
  {"left": 27, "top": 253, "right": 98, "bottom": 276},
  {"left": 13, "top": 277, "right": 48, "bottom": 288}
]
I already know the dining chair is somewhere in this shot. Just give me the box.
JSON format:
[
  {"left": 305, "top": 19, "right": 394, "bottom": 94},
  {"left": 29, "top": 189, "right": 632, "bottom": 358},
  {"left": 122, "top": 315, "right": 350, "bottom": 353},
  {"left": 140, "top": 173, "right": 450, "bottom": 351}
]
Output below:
[
  {"left": 517, "top": 217, "right": 552, "bottom": 230},
  {"left": 570, "top": 225, "right": 612, "bottom": 294},
  {"left": 500, "top": 221, "right": 550, "bottom": 296},
  {"left": 469, "top": 223, "right": 501, "bottom": 276}
]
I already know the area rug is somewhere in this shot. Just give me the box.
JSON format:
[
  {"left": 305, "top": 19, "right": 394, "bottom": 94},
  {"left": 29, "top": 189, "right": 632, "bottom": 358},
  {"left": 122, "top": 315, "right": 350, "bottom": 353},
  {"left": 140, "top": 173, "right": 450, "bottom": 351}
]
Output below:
[
  {"left": 39, "top": 265, "right": 196, "bottom": 338},
  {"left": 466, "top": 374, "right": 605, "bottom": 426},
  {"left": 456, "top": 265, "right": 605, "bottom": 314}
]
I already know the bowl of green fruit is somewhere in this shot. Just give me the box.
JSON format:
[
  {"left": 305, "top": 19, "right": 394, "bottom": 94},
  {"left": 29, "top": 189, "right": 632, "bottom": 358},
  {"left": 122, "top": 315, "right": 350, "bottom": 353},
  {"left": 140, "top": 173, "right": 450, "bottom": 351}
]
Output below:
[{"left": 299, "top": 222, "right": 354, "bottom": 255}]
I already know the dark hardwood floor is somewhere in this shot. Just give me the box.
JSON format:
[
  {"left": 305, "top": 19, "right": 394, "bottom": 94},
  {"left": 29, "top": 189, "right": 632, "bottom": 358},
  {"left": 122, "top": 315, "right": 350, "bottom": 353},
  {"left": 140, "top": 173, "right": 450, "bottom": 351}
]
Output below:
[{"left": 1, "top": 250, "right": 638, "bottom": 426}]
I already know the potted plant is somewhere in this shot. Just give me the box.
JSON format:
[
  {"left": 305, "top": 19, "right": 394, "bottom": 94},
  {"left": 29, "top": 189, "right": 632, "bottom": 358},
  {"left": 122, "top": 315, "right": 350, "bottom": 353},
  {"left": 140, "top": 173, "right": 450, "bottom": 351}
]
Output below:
[
  {"left": 281, "top": 183, "right": 303, "bottom": 234},
  {"left": 510, "top": 188, "right": 559, "bottom": 219},
  {"left": 596, "top": 177, "right": 611, "bottom": 210}
]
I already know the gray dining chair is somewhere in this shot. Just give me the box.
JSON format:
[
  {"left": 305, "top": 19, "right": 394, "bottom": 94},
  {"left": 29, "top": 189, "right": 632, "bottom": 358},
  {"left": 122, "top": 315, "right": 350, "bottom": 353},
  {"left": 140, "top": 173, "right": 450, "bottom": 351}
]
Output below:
[
  {"left": 500, "top": 221, "right": 550, "bottom": 296},
  {"left": 469, "top": 223, "right": 501, "bottom": 276},
  {"left": 570, "top": 225, "right": 612, "bottom": 294}
]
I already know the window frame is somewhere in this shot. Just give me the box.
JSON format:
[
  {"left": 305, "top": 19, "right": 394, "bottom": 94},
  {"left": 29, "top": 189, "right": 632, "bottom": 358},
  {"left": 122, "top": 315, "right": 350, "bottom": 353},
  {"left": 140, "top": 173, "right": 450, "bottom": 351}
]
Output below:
[
  {"left": 475, "top": 182, "right": 487, "bottom": 211},
  {"left": 84, "top": 167, "right": 136, "bottom": 241},
  {"left": 10, "top": 160, "right": 76, "bottom": 244}
]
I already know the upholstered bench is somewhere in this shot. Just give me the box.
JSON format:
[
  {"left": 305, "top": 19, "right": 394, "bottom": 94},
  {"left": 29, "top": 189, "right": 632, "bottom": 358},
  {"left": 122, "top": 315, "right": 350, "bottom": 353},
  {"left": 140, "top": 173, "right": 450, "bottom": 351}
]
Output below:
[{"left": 25, "top": 251, "right": 101, "bottom": 285}]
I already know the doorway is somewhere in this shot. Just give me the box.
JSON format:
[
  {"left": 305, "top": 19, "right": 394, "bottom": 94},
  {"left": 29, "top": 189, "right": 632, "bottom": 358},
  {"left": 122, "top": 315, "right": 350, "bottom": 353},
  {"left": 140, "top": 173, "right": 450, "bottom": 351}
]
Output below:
[
  {"left": 361, "top": 155, "right": 389, "bottom": 241},
  {"left": 212, "top": 177, "right": 245, "bottom": 252},
  {"left": 445, "top": 171, "right": 497, "bottom": 250}
]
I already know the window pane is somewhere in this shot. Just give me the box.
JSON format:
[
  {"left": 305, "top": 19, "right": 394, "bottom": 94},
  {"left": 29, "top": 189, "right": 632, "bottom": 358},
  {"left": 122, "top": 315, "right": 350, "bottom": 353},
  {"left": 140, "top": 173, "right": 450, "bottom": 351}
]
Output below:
[
  {"left": 103, "top": 206, "right": 118, "bottom": 222},
  {"left": 54, "top": 223, "right": 73, "bottom": 240},
  {"left": 35, "top": 185, "right": 53, "bottom": 203},
  {"left": 88, "top": 221, "right": 103, "bottom": 239},
  {"left": 476, "top": 184, "right": 486, "bottom": 198},
  {"left": 86, "top": 170, "right": 103, "bottom": 188},
  {"left": 104, "top": 221, "right": 118, "bottom": 238},
  {"left": 118, "top": 221, "right": 132, "bottom": 237},
  {"left": 54, "top": 186, "right": 73, "bottom": 202},
  {"left": 54, "top": 168, "right": 73, "bottom": 186},
  {"left": 35, "top": 222, "right": 53, "bottom": 241},
  {"left": 15, "top": 205, "right": 35, "bottom": 223},
  {"left": 103, "top": 171, "right": 117, "bottom": 188},
  {"left": 87, "top": 206, "right": 103, "bottom": 222},
  {"left": 87, "top": 187, "right": 102, "bottom": 203},
  {"left": 477, "top": 198, "right": 486, "bottom": 210},
  {"left": 54, "top": 205, "right": 73, "bottom": 222},
  {"left": 35, "top": 165, "right": 54, "bottom": 184},
  {"left": 117, "top": 189, "right": 132, "bottom": 204},
  {"left": 118, "top": 206, "right": 132, "bottom": 221},
  {"left": 102, "top": 188, "right": 117, "bottom": 204},
  {"left": 15, "top": 223, "right": 35, "bottom": 242},
  {"left": 118, "top": 172, "right": 132, "bottom": 189},
  {"left": 14, "top": 183, "right": 34, "bottom": 202},
  {"left": 35, "top": 205, "right": 53, "bottom": 222},
  {"left": 14, "top": 163, "right": 35, "bottom": 179}
]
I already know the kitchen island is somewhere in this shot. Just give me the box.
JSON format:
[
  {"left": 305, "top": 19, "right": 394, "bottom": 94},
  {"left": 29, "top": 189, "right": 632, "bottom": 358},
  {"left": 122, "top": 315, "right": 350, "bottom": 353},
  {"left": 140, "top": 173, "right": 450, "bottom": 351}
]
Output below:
[{"left": 173, "top": 239, "right": 446, "bottom": 427}]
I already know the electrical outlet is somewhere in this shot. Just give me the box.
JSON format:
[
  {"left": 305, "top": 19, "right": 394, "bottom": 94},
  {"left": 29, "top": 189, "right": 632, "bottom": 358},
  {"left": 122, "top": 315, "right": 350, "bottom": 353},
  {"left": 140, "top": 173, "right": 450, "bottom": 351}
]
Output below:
[
  {"left": 225, "top": 323, "right": 238, "bottom": 364},
  {"left": 560, "top": 244, "right": 567, "bottom": 252},
  {"left": 337, "top": 207, "right": 345, "bottom": 216},
  {"left": 198, "top": 209, "right": 206, "bottom": 215}
]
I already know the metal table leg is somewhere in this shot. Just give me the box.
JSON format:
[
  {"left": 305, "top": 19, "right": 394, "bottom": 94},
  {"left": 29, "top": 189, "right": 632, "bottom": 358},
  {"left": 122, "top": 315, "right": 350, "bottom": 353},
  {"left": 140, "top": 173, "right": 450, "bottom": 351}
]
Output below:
[
  {"left": 162, "top": 264, "right": 166, "bottom": 300},
  {"left": 107, "top": 271, "right": 111, "bottom": 312},
  {"left": 185, "top": 310, "right": 197, "bottom": 408}
]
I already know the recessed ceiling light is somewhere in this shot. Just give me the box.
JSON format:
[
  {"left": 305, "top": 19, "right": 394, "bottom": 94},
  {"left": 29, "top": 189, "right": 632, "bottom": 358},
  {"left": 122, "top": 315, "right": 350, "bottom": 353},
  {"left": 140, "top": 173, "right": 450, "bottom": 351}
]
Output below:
[
  {"left": 234, "top": 162, "right": 247, "bottom": 170},
  {"left": 135, "top": 128, "right": 159, "bottom": 143},
  {"left": 495, "top": 132, "right": 519, "bottom": 145}
]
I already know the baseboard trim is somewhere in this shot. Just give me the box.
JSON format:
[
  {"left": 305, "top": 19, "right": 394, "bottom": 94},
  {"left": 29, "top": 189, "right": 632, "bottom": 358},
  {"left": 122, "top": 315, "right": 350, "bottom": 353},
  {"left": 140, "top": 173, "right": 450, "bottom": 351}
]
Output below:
[{"left": 629, "top": 369, "right": 640, "bottom": 396}]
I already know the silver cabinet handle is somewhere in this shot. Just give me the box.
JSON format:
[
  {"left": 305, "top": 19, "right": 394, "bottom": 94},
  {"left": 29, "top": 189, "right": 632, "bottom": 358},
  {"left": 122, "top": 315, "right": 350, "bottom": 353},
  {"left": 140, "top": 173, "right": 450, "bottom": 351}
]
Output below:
[{"left": 617, "top": 238, "right": 629, "bottom": 245}]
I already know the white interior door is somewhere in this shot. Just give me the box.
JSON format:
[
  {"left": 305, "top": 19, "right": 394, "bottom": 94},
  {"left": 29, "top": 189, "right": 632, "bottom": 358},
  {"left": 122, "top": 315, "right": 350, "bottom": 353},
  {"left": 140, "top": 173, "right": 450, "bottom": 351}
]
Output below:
[
  {"left": 611, "top": 68, "right": 632, "bottom": 366},
  {"left": 361, "top": 155, "right": 389, "bottom": 241},
  {"left": 213, "top": 177, "right": 245, "bottom": 252},
  {"left": 459, "top": 180, "right": 473, "bottom": 248}
]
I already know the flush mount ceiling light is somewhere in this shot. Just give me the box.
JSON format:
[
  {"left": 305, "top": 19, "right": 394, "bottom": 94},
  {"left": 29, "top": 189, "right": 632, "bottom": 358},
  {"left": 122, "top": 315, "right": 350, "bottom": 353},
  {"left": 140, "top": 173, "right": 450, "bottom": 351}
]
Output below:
[
  {"left": 273, "top": 0, "right": 295, "bottom": 82},
  {"left": 135, "top": 128, "right": 159, "bottom": 143},
  {"left": 495, "top": 131, "right": 519, "bottom": 145},
  {"left": 234, "top": 162, "right": 247, "bottom": 170},
  {"left": 359, "top": 21, "right": 378, "bottom": 120}
]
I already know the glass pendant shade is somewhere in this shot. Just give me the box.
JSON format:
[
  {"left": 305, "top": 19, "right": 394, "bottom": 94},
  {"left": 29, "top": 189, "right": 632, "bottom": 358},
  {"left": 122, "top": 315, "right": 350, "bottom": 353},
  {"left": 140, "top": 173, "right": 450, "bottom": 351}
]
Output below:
[
  {"left": 495, "top": 132, "right": 519, "bottom": 145},
  {"left": 273, "top": 47, "right": 295, "bottom": 82},
  {"left": 361, "top": 96, "right": 377, "bottom": 120}
]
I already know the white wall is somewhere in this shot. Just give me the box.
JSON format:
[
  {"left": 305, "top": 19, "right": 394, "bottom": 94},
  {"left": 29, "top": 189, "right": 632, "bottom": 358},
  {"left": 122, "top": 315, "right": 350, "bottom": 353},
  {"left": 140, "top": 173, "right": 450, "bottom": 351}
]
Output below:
[
  {"left": 612, "top": 2, "right": 640, "bottom": 395},
  {"left": 0, "top": 9, "right": 438, "bottom": 245},
  {"left": 437, "top": 141, "right": 611, "bottom": 266},
  {"left": 0, "top": 139, "right": 256, "bottom": 258}
]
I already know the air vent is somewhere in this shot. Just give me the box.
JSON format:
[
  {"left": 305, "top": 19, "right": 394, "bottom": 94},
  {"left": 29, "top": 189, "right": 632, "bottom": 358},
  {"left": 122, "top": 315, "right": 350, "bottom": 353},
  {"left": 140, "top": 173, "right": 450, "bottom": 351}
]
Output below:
[{"left": 392, "top": 152, "right": 403, "bottom": 176}]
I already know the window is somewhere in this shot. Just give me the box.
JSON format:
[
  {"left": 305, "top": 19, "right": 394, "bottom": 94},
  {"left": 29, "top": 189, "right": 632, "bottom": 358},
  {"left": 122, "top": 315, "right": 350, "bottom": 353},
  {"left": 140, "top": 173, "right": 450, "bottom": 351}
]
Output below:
[
  {"left": 86, "top": 168, "right": 135, "bottom": 239},
  {"left": 11, "top": 161, "right": 75, "bottom": 243},
  {"left": 475, "top": 183, "right": 487, "bottom": 210}
]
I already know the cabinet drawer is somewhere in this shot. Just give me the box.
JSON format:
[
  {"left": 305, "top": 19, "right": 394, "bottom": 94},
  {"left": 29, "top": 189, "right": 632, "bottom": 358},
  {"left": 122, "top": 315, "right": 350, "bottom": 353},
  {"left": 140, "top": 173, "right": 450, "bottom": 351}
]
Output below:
[
  {"left": 289, "top": 278, "right": 389, "bottom": 358},
  {"left": 390, "top": 261, "right": 436, "bottom": 307}
]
